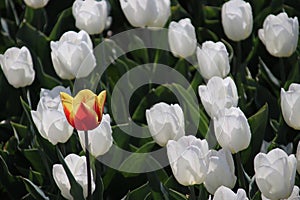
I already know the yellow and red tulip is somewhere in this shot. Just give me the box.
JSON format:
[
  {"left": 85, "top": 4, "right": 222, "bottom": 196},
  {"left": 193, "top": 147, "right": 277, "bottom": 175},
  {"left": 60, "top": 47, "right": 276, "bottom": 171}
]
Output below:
[{"left": 60, "top": 89, "right": 106, "bottom": 131}]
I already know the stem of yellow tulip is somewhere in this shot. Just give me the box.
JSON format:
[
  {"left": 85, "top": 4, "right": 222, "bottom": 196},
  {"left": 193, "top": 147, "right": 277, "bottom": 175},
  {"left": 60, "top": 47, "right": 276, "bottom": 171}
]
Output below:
[
  {"left": 188, "top": 186, "right": 196, "bottom": 200},
  {"left": 85, "top": 130, "right": 92, "bottom": 200}
]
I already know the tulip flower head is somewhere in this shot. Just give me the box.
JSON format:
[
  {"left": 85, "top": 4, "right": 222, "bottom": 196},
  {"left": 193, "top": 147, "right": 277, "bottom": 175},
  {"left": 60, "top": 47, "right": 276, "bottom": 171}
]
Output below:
[{"left": 60, "top": 89, "right": 106, "bottom": 131}]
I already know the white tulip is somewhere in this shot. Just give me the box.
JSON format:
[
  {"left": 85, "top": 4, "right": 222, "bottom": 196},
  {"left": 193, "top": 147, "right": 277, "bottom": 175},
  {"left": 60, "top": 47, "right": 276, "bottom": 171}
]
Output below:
[
  {"left": 297, "top": 141, "right": 300, "bottom": 174},
  {"left": 72, "top": 0, "right": 110, "bottom": 35},
  {"left": 197, "top": 41, "right": 230, "bottom": 80},
  {"left": 254, "top": 148, "right": 297, "bottom": 200},
  {"left": 120, "top": 0, "right": 170, "bottom": 28},
  {"left": 214, "top": 107, "right": 251, "bottom": 154},
  {"left": 31, "top": 86, "right": 73, "bottom": 145},
  {"left": 221, "top": 0, "right": 253, "bottom": 41},
  {"left": 24, "top": 0, "right": 49, "bottom": 9},
  {"left": 281, "top": 83, "right": 300, "bottom": 130},
  {"left": 52, "top": 154, "right": 95, "bottom": 200},
  {"left": 168, "top": 18, "right": 197, "bottom": 58},
  {"left": 198, "top": 76, "right": 238, "bottom": 118},
  {"left": 258, "top": 12, "right": 299, "bottom": 57},
  {"left": 204, "top": 149, "right": 237, "bottom": 194},
  {"left": 261, "top": 186, "right": 300, "bottom": 200},
  {"left": 50, "top": 30, "right": 96, "bottom": 80},
  {"left": 0, "top": 46, "right": 35, "bottom": 88},
  {"left": 78, "top": 114, "right": 113, "bottom": 157},
  {"left": 166, "top": 135, "right": 209, "bottom": 186},
  {"left": 146, "top": 102, "right": 185, "bottom": 146},
  {"left": 213, "top": 186, "right": 248, "bottom": 200}
]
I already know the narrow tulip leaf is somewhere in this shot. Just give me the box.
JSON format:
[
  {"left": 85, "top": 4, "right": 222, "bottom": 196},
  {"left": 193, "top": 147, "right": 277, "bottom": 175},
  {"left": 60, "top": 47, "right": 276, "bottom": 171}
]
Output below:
[
  {"left": 24, "top": 7, "right": 47, "bottom": 31},
  {"left": 128, "top": 34, "right": 149, "bottom": 64},
  {"left": 22, "top": 177, "right": 49, "bottom": 200},
  {"left": 120, "top": 141, "right": 158, "bottom": 177},
  {"left": 93, "top": 166, "right": 104, "bottom": 200},
  {"left": 49, "top": 8, "right": 75, "bottom": 40},
  {"left": 56, "top": 147, "right": 85, "bottom": 200},
  {"left": 169, "top": 189, "right": 187, "bottom": 200},
  {"left": 0, "top": 155, "right": 26, "bottom": 199},
  {"left": 169, "top": 83, "right": 209, "bottom": 138},
  {"left": 241, "top": 104, "right": 268, "bottom": 174},
  {"left": 22, "top": 149, "right": 47, "bottom": 175},
  {"left": 258, "top": 57, "right": 280, "bottom": 89},
  {"left": 125, "top": 182, "right": 151, "bottom": 200}
]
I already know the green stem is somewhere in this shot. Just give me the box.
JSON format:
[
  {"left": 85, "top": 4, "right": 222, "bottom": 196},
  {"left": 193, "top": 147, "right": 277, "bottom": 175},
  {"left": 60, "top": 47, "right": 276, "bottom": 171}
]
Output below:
[
  {"left": 279, "top": 58, "right": 286, "bottom": 85},
  {"left": 85, "top": 130, "right": 92, "bottom": 200},
  {"left": 188, "top": 186, "right": 196, "bottom": 200},
  {"left": 235, "top": 152, "right": 246, "bottom": 190}
]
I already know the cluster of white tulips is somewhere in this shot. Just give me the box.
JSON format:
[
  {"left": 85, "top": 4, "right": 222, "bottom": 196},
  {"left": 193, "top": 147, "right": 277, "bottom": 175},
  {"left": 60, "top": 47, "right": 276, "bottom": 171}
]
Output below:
[{"left": 0, "top": 0, "right": 299, "bottom": 199}]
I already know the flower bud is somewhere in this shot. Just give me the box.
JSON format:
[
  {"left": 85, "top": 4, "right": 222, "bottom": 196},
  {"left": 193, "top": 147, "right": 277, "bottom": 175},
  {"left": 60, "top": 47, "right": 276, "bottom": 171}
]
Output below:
[
  {"left": 78, "top": 114, "right": 113, "bottom": 157},
  {"left": 31, "top": 86, "right": 74, "bottom": 145},
  {"left": 258, "top": 12, "right": 299, "bottom": 57},
  {"left": 214, "top": 107, "right": 251, "bottom": 154},
  {"left": 24, "top": 0, "right": 49, "bottom": 9},
  {"left": 213, "top": 186, "right": 248, "bottom": 200},
  {"left": 221, "top": 0, "right": 253, "bottom": 41},
  {"left": 197, "top": 41, "right": 230, "bottom": 80},
  {"left": 52, "top": 154, "right": 95, "bottom": 199},
  {"left": 281, "top": 83, "right": 300, "bottom": 130},
  {"left": 120, "top": 0, "right": 170, "bottom": 28},
  {"left": 146, "top": 102, "right": 185, "bottom": 146},
  {"left": 72, "top": 0, "right": 110, "bottom": 35},
  {"left": 261, "top": 186, "right": 300, "bottom": 200},
  {"left": 60, "top": 89, "right": 106, "bottom": 131},
  {"left": 254, "top": 148, "right": 297, "bottom": 199},
  {"left": 198, "top": 76, "right": 238, "bottom": 118},
  {"left": 0, "top": 46, "right": 35, "bottom": 88},
  {"left": 168, "top": 18, "right": 197, "bottom": 58},
  {"left": 204, "top": 149, "right": 237, "bottom": 194},
  {"left": 166, "top": 136, "right": 209, "bottom": 186},
  {"left": 50, "top": 30, "right": 96, "bottom": 79}
]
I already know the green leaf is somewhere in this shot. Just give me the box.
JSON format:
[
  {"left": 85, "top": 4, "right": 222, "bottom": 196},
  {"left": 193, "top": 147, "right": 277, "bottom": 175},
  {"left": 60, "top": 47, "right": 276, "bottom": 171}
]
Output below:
[
  {"left": 22, "top": 177, "right": 49, "bottom": 200},
  {"left": 56, "top": 147, "right": 85, "bottom": 200},
  {"left": 0, "top": 155, "right": 26, "bottom": 199},
  {"left": 125, "top": 182, "right": 151, "bottom": 200},
  {"left": 169, "top": 189, "right": 187, "bottom": 200},
  {"left": 49, "top": 8, "right": 75, "bottom": 40},
  {"left": 120, "top": 141, "right": 157, "bottom": 177},
  {"left": 23, "top": 149, "right": 46, "bottom": 174},
  {"left": 241, "top": 104, "right": 268, "bottom": 174}
]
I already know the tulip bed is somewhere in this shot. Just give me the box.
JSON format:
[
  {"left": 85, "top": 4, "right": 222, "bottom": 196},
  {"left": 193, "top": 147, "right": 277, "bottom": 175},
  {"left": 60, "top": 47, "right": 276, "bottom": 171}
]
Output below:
[{"left": 0, "top": 0, "right": 300, "bottom": 200}]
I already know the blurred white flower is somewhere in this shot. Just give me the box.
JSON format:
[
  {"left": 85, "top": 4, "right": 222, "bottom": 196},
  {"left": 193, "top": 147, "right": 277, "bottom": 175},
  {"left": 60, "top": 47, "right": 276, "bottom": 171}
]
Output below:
[
  {"left": 258, "top": 12, "right": 299, "bottom": 57},
  {"left": 197, "top": 41, "right": 230, "bottom": 80},
  {"left": 146, "top": 102, "right": 185, "bottom": 146},
  {"left": 297, "top": 141, "right": 300, "bottom": 174},
  {"left": 281, "top": 83, "right": 300, "bottom": 130},
  {"left": 78, "top": 114, "right": 113, "bottom": 157},
  {"left": 0, "top": 46, "right": 35, "bottom": 88},
  {"left": 214, "top": 107, "right": 251, "bottom": 154},
  {"left": 166, "top": 135, "right": 209, "bottom": 186},
  {"left": 52, "top": 154, "right": 95, "bottom": 200},
  {"left": 31, "top": 86, "right": 74, "bottom": 145},
  {"left": 198, "top": 76, "right": 238, "bottom": 118},
  {"left": 213, "top": 186, "right": 248, "bottom": 200},
  {"left": 24, "top": 0, "right": 49, "bottom": 9},
  {"left": 120, "top": 0, "right": 170, "bottom": 28},
  {"left": 221, "top": 0, "right": 253, "bottom": 41},
  {"left": 50, "top": 30, "right": 96, "bottom": 79},
  {"left": 72, "top": 0, "right": 110, "bottom": 35},
  {"left": 168, "top": 18, "right": 197, "bottom": 58},
  {"left": 204, "top": 149, "right": 237, "bottom": 194},
  {"left": 254, "top": 148, "right": 297, "bottom": 200},
  {"left": 261, "top": 186, "right": 300, "bottom": 200}
]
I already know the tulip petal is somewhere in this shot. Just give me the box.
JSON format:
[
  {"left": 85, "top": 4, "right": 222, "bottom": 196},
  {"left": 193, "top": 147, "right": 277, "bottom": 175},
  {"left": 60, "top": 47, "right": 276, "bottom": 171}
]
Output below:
[{"left": 60, "top": 92, "right": 75, "bottom": 127}]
